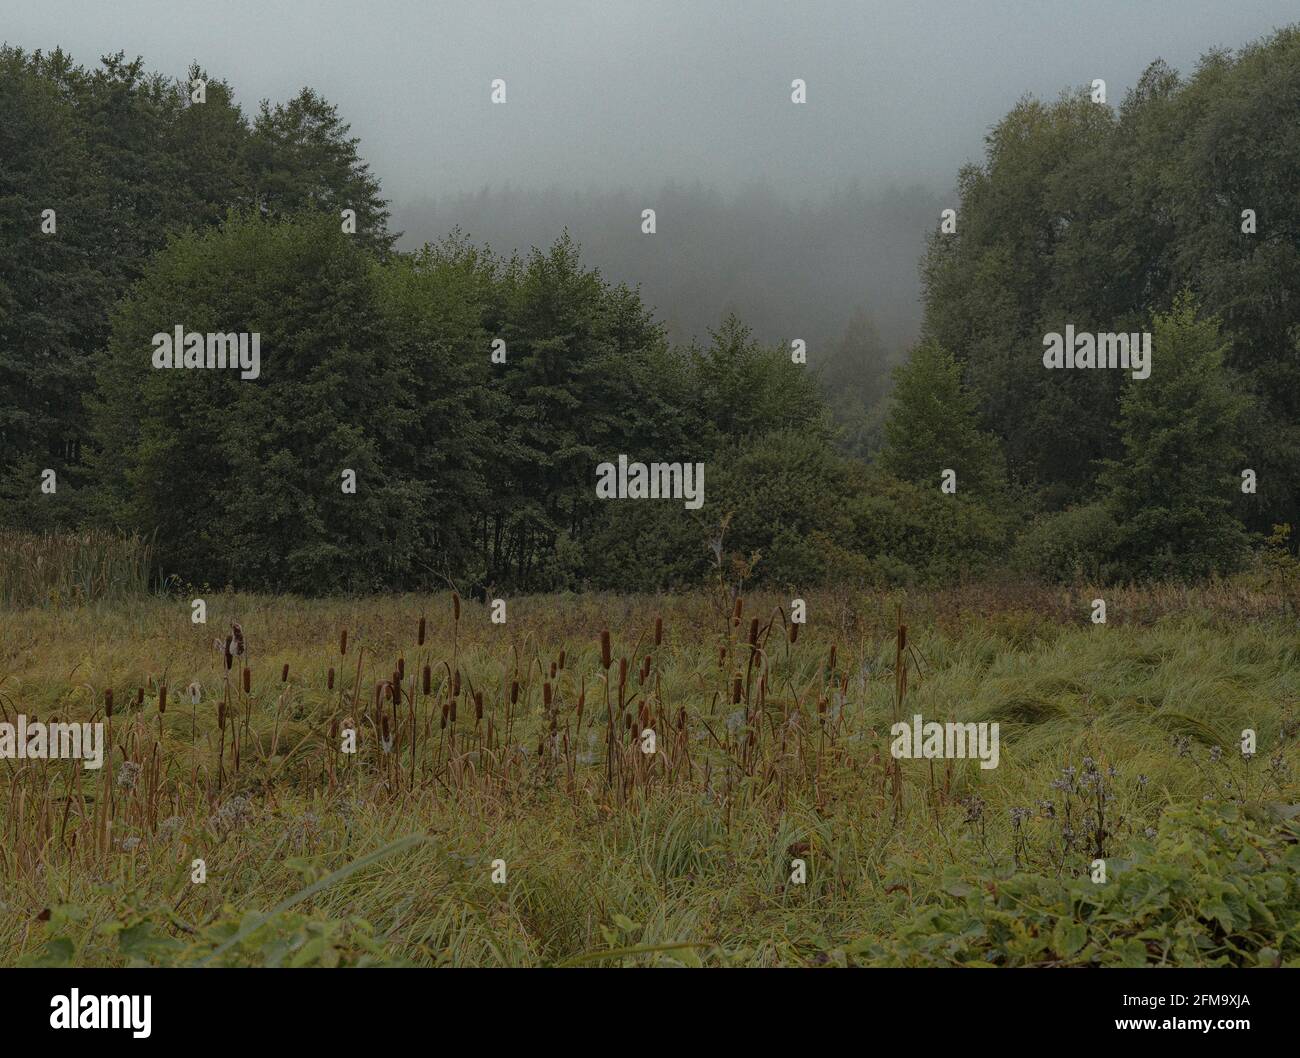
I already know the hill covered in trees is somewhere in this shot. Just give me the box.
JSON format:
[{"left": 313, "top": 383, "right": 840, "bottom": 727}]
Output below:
[{"left": 1, "top": 30, "right": 1297, "bottom": 595}]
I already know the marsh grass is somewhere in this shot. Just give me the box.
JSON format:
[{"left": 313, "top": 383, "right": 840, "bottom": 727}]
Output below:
[{"left": 0, "top": 582, "right": 1296, "bottom": 966}]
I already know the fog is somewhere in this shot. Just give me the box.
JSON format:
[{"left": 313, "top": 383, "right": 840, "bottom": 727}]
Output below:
[{"left": 9, "top": 0, "right": 1299, "bottom": 348}]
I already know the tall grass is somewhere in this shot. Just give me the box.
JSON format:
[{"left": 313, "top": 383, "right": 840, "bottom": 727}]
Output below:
[{"left": 0, "top": 529, "right": 154, "bottom": 608}]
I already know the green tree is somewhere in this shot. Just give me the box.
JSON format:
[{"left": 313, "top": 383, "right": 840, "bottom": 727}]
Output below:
[
  {"left": 89, "top": 213, "right": 417, "bottom": 593},
  {"left": 879, "top": 341, "right": 1005, "bottom": 497},
  {"left": 1099, "top": 294, "right": 1249, "bottom": 579}
]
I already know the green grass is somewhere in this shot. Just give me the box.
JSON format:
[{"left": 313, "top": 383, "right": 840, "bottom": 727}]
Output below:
[{"left": 0, "top": 584, "right": 1296, "bottom": 966}]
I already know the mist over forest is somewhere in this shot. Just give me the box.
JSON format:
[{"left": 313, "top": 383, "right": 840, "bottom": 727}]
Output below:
[{"left": 394, "top": 180, "right": 943, "bottom": 355}]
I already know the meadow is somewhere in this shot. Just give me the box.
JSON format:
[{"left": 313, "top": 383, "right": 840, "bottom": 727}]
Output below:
[{"left": 1, "top": 563, "right": 1297, "bottom": 967}]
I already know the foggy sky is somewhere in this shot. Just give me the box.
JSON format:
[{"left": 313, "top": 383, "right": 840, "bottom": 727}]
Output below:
[
  {"left": 10, "top": 0, "right": 1296, "bottom": 201},
  {"left": 8, "top": 1, "right": 1298, "bottom": 349}
]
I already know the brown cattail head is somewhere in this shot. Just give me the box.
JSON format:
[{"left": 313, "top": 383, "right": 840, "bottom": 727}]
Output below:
[
  {"left": 558, "top": 649, "right": 566, "bottom": 670},
  {"left": 600, "top": 629, "right": 612, "bottom": 670},
  {"left": 450, "top": 697, "right": 458, "bottom": 724},
  {"left": 422, "top": 664, "right": 431, "bottom": 696},
  {"left": 789, "top": 622, "right": 799, "bottom": 644},
  {"left": 474, "top": 691, "right": 483, "bottom": 721},
  {"left": 898, "top": 624, "right": 908, "bottom": 652},
  {"left": 543, "top": 682, "right": 553, "bottom": 708},
  {"left": 618, "top": 657, "right": 627, "bottom": 690},
  {"left": 732, "top": 596, "right": 743, "bottom": 624},
  {"left": 440, "top": 701, "right": 449, "bottom": 729},
  {"left": 418, "top": 616, "right": 426, "bottom": 646},
  {"left": 243, "top": 667, "right": 251, "bottom": 694},
  {"left": 340, "top": 629, "right": 348, "bottom": 655},
  {"left": 381, "top": 714, "right": 390, "bottom": 741},
  {"left": 510, "top": 679, "right": 519, "bottom": 705},
  {"left": 104, "top": 689, "right": 114, "bottom": 718},
  {"left": 731, "top": 675, "right": 742, "bottom": 704},
  {"left": 224, "top": 637, "right": 234, "bottom": 670},
  {"left": 452, "top": 592, "right": 461, "bottom": 622},
  {"left": 136, "top": 687, "right": 144, "bottom": 708},
  {"left": 158, "top": 684, "right": 167, "bottom": 714},
  {"left": 390, "top": 678, "right": 401, "bottom": 703},
  {"left": 829, "top": 644, "right": 837, "bottom": 671},
  {"left": 452, "top": 669, "right": 461, "bottom": 697},
  {"left": 281, "top": 663, "right": 290, "bottom": 683},
  {"left": 654, "top": 616, "right": 663, "bottom": 646},
  {"left": 397, "top": 657, "right": 405, "bottom": 681},
  {"left": 330, "top": 717, "right": 339, "bottom": 740},
  {"left": 327, "top": 667, "right": 335, "bottom": 691},
  {"left": 641, "top": 655, "right": 651, "bottom": 682},
  {"left": 549, "top": 661, "right": 557, "bottom": 680}
]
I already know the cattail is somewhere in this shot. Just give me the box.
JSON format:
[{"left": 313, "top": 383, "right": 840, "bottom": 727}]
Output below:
[
  {"left": 789, "top": 622, "right": 799, "bottom": 644},
  {"left": 390, "top": 679, "right": 400, "bottom": 703},
  {"left": 654, "top": 616, "right": 663, "bottom": 646},
  {"left": 600, "top": 629, "right": 611, "bottom": 670},
  {"left": 381, "top": 714, "right": 390, "bottom": 742},
  {"left": 510, "top": 679, "right": 519, "bottom": 705},
  {"left": 104, "top": 689, "right": 113, "bottom": 718},
  {"left": 440, "top": 701, "right": 449, "bottom": 729},
  {"left": 474, "top": 691, "right": 483, "bottom": 721},
  {"left": 327, "top": 667, "right": 335, "bottom": 691},
  {"left": 543, "top": 682, "right": 553, "bottom": 708},
  {"left": 558, "top": 649, "right": 566, "bottom": 670},
  {"left": 898, "top": 624, "right": 908, "bottom": 652},
  {"left": 718, "top": 645, "right": 726, "bottom": 666},
  {"left": 452, "top": 592, "right": 461, "bottom": 622},
  {"left": 224, "top": 637, "right": 233, "bottom": 670},
  {"left": 731, "top": 675, "right": 742, "bottom": 704},
  {"left": 829, "top": 644, "right": 837, "bottom": 671},
  {"left": 135, "top": 687, "right": 144, "bottom": 708},
  {"left": 422, "top": 664, "right": 431, "bottom": 695},
  {"left": 452, "top": 670, "right": 461, "bottom": 697},
  {"left": 243, "top": 667, "right": 251, "bottom": 693},
  {"left": 281, "top": 663, "right": 290, "bottom": 683},
  {"left": 340, "top": 629, "right": 348, "bottom": 655},
  {"left": 397, "top": 657, "right": 405, "bottom": 681},
  {"left": 549, "top": 661, "right": 557, "bottom": 679},
  {"left": 231, "top": 622, "right": 245, "bottom": 656},
  {"left": 330, "top": 717, "right": 339, "bottom": 741},
  {"left": 158, "top": 684, "right": 167, "bottom": 714},
  {"left": 450, "top": 697, "right": 458, "bottom": 724},
  {"left": 732, "top": 597, "right": 743, "bottom": 624},
  {"left": 618, "top": 657, "right": 627, "bottom": 690},
  {"left": 641, "top": 656, "right": 651, "bottom": 682},
  {"left": 417, "top": 616, "right": 426, "bottom": 646}
]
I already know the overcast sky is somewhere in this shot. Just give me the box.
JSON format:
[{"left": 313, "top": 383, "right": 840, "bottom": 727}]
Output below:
[{"left": 7, "top": 0, "right": 1298, "bottom": 204}]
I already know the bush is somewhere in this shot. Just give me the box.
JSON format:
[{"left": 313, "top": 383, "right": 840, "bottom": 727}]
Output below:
[
  {"left": 841, "top": 804, "right": 1300, "bottom": 967},
  {"left": 1011, "top": 501, "right": 1117, "bottom": 582}
]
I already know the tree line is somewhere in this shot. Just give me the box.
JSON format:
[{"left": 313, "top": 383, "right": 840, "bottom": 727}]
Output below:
[{"left": 1, "top": 34, "right": 1296, "bottom": 595}]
